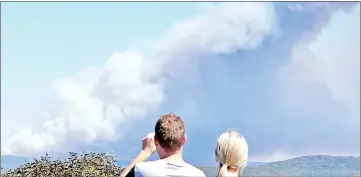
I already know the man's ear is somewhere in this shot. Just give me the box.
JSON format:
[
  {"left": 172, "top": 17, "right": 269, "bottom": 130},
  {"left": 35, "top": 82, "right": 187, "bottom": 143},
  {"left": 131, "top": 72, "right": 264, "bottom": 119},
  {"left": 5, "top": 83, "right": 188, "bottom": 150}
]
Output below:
[
  {"left": 183, "top": 134, "right": 187, "bottom": 145},
  {"left": 154, "top": 134, "right": 159, "bottom": 146}
]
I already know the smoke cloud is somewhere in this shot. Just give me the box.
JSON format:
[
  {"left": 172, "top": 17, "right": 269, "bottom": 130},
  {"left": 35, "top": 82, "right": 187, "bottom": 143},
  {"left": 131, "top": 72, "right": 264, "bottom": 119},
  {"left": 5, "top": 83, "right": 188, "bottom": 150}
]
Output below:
[{"left": 2, "top": 2, "right": 278, "bottom": 156}]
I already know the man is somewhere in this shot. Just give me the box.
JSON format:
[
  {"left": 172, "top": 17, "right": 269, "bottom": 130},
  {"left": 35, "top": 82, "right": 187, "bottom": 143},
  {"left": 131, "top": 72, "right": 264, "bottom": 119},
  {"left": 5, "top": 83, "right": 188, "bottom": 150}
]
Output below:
[{"left": 120, "top": 113, "right": 206, "bottom": 177}]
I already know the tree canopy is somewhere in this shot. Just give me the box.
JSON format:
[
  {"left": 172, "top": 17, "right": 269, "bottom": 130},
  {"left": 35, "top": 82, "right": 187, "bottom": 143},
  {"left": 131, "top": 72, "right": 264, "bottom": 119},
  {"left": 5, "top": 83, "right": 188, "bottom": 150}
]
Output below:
[{"left": 1, "top": 152, "right": 124, "bottom": 177}]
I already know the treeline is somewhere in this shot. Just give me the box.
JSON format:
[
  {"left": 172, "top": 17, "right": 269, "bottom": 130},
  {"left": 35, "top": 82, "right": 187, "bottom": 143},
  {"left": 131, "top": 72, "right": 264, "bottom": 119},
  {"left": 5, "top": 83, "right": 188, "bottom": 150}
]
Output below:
[{"left": 1, "top": 152, "right": 124, "bottom": 177}]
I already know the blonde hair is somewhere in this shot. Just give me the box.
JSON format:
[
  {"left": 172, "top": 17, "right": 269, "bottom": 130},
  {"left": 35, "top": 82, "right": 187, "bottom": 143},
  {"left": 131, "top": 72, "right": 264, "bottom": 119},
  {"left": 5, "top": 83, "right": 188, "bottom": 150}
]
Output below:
[{"left": 215, "top": 130, "right": 248, "bottom": 177}]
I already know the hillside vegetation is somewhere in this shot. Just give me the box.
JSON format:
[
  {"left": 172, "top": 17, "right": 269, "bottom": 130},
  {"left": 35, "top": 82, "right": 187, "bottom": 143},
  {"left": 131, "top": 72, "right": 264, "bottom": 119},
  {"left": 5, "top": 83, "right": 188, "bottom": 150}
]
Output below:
[{"left": 1, "top": 152, "right": 123, "bottom": 177}]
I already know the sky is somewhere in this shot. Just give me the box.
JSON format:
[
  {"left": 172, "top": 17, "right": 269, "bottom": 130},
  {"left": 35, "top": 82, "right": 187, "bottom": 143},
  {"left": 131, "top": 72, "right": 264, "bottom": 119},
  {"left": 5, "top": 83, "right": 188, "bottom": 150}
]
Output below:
[{"left": 1, "top": 2, "right": 360, "bottom": 165}]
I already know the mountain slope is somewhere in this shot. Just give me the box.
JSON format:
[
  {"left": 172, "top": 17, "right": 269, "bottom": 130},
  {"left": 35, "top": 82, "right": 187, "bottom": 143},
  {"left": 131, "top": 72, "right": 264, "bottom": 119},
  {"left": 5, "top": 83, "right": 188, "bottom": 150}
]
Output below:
[
  {"left": 263, "top": 155, "right": 360, "bottom": 176},
  {"left": 200, "top": 155, "right": 360, "bottom": 176}
]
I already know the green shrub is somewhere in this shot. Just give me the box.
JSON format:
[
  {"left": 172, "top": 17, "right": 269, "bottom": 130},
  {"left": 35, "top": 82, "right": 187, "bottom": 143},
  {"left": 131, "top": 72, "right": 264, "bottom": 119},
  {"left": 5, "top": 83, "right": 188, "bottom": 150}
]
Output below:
[{"left": 1, "top": 152, "right": 124, "bottom": 177}]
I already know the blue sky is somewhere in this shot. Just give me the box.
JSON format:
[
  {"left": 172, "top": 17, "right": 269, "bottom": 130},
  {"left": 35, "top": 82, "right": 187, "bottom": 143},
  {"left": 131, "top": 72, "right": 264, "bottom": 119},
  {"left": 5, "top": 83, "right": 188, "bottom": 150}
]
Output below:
[{"left": 1, "top": 2, "right": 360, "bottom": 165}]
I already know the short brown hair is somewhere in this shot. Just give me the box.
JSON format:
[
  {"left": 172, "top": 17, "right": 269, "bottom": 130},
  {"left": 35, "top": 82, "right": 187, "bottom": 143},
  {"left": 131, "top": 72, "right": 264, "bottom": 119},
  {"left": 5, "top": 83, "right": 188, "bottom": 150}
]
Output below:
[{"left": 155, "top": 113, "right": 185, "bottom": 152}]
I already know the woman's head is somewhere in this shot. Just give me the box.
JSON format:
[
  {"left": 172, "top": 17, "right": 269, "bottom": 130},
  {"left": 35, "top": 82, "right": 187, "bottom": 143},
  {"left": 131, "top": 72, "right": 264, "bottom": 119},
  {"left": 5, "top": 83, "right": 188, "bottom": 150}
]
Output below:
[{"left": 215, "top": 130, "right": 248, "bottom": 177}]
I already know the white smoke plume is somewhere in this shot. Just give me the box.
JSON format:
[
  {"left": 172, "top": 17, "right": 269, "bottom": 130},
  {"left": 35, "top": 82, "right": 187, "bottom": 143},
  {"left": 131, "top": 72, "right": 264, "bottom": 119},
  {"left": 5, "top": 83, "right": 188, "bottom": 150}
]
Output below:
[
  {"left": 277, "top": 4, "right": 360, "bottom": 122},
  {"left": 2, "top": 2, "right": 278, "bottom": 156}
]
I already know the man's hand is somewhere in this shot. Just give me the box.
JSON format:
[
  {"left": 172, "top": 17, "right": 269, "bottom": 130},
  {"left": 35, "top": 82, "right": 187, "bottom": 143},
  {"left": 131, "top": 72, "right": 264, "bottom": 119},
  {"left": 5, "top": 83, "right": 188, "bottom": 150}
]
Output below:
[
  {"left": 120, "top": 132, "right": 157, "bottom": 177},
  {"left": 142, "top": 132, "right": 156, "bottom": 154}
]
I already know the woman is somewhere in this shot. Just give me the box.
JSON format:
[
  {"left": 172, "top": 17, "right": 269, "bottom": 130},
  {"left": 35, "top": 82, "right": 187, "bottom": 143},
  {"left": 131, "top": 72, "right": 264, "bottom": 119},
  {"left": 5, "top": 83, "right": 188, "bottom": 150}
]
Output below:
[{"left": 215, "top": 130, "right": 248, "bottom": 177}]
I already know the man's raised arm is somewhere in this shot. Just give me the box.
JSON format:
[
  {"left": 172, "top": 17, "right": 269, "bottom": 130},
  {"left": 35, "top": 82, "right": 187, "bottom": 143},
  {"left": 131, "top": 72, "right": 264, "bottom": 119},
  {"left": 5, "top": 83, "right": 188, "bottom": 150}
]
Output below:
[{"left": 120, "top": 133, "right": 156, "bottom": 177}]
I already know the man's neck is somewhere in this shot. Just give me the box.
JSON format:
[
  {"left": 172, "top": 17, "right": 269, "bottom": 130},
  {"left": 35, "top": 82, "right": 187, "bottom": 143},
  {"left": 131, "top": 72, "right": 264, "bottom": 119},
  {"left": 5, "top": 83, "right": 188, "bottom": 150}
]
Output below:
[{"left": 161, "top": 150, "right": 185, "bottom": 165}]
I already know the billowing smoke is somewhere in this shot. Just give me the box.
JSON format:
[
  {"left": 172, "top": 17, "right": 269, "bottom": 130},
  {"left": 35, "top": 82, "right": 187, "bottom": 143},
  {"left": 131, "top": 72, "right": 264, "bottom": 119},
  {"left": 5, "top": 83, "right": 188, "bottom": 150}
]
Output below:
[
  {"left": 277, "top": 4, "right": 360, "bottom": 124},
  {"left": 2, "top": 2, "right": 278, "bottom": 156},
  {"left": 271, "top": 4, "right": 360, "bottom": 160}
]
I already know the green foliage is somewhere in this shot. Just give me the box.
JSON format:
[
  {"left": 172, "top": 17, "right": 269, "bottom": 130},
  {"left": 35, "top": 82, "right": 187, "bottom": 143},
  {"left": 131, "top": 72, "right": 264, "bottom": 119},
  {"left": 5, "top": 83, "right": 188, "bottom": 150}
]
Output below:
[{"left": 1, "top": 152, "right": 124, "bottom": 177}]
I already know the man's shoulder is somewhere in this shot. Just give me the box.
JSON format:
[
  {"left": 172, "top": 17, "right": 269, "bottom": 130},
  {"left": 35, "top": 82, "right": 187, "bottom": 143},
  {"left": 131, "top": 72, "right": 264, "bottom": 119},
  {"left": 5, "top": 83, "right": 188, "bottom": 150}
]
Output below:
[
  {"left": 134, "top": 160, "right": 165, "bottom": 177},
  {"left": 135, "top": 161, "right": 206, "bottom": 176},
  {"left": 183, "top": 164, "right": 207, "bottom": 176},
  {"left": 136, "top": 160, "right": 163, "bottom": 168},
  {"left": 134, "top": 160, "right": 164, "bottom": 172}
]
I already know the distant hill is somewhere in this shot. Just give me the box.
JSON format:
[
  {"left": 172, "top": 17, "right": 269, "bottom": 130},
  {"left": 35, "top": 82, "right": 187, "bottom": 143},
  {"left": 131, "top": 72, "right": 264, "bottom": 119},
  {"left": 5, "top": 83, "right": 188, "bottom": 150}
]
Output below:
[
  {"left": 246, "top": 161, "right": 268, "bottom": 167},
  {"left": 199, "top": 155, "right": 360, "bottom": 177}
]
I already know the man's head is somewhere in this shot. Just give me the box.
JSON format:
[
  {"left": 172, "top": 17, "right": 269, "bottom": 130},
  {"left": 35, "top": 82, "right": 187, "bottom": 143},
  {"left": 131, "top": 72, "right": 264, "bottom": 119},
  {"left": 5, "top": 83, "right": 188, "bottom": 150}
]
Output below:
[{"left": 154, "top": 113, "right": 186, "bottom": 157}]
